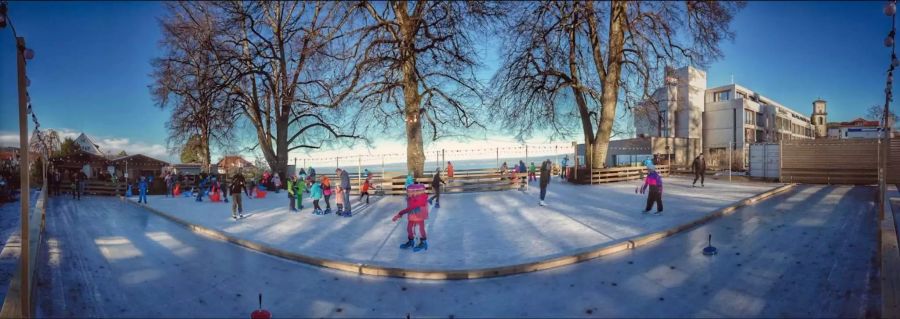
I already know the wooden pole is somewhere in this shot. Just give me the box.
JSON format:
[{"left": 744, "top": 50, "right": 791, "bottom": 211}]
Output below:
[
  {"left": 496, "top": 148, "right": 499, "bottom": 170},
  {"left": 16, "top": 37, "right": 31, "bottom": 318},
  {"left": 357, "top": 155, "right": 362, "bottom": 189}
]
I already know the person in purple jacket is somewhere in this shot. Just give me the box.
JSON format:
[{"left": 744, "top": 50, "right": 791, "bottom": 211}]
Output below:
[{"left": 640, "top": 169, "right": 663, "bottom": 215}]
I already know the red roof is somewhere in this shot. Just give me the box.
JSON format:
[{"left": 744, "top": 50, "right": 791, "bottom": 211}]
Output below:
[{"left": 833, "top": 118, "right": 880, "bottom": 127}]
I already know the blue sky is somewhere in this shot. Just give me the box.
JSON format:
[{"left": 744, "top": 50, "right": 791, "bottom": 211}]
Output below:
[{"left": 0, "top": 1, "right": 896, "bottom": 163}]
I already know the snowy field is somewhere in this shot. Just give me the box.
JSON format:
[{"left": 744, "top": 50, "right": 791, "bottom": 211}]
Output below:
[{"left": 128, "top": 176, "right": 778, "bottom": 270}]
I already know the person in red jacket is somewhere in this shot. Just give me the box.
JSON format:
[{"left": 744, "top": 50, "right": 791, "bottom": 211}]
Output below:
[
  {"left": 359, "top": 178, "right": 372, "bottom": 204},
  {"left": 392, "top": 184, "right": 429, "bottom": 252}
]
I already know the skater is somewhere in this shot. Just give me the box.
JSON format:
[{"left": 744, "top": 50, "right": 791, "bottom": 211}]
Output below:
[
  {"left": 539, "top": 159, "right": 551, "bottom": 206},
  {"left": 528, "top": 162, "right": 537, "bottom": 182},
  {"left": 164, "top": 172, "right": 174, "bottom": 198},
  {"left": 51, "top": 169, "right": 61, "bottom": 196},
  {"left": 71, "top": 172, "right": 80, "bottom": 200},
  {"left": 272, "top": 173, "right": 282, "bottom": 194},
  {"left": 287, "top": 175, "right": 299, "bottom": 212},
  {"left": 519, "top": 160, "right": 526, "bottom": 174},
  {"left": 446, "top": 162, "right": 454, "bottom": 179},
  {"left": 230, "top": 171, "right": 246, "bottom": 220},
  {"left": 392, "top": 184, "right": 429, "bottom": 252},
  {"left": 428, "top": 169, "right": 446, "bottom": 208},
  {"left": 404, "top": 171, "right": 415, "bottom": 189},
  {"left": 195, "top": 175, "right": 208, "bottom": 202},
  {"left": 322, "top": 175, "right": 333, "bottom": 214},
  {"left": 500, "top": 162, "right": 508, "bottom": 180},
  {"left": 310, "top": 177, "right": 324, "bottom": 214},
  {"left": 138, "top": 176, "right": 149, "bottom": 204},
  {"left": 640, "top": 168, "right": 664, "bottom": 215},
  {"left": 77, "top": 170, "right": 87, "bottom": 197},
  {"left": 692, "top": 154, "right": 706, "bottom": 187},
  {"left": 335, "top": 186, "right": 345, "bottom": 216},
  {"left": 359, "top": 178, "right": 372, "bottom": 204},
  {"left": 294, "top": 174, "right": 306, "bottom": 211},
  {"left": 560, "top": 155, "right": 569, "bottom": 180},
  {"left": 337, "top": 168, "right": 352, "bottom": 216},
  {"left": 209, "top": 175, "right": 221, "bottom": 201}
]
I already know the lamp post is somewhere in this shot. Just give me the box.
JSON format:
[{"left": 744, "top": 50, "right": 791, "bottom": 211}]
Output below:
[{"left": 15, "top": 36, "right": 30, "bottom": 317}]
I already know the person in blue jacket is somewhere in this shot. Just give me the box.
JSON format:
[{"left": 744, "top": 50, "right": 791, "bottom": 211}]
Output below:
[
  {"left": 138, "top": 176, "right": 149, "bottom": 204},
  {"left": 196, "top": 175, "right": 208, "bottom": 202}
]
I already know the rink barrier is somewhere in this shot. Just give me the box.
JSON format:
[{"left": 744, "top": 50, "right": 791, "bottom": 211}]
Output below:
[
  {"left": 125, "top": 183, "right": 796, "bottom": 280},
  {"left": 0, "top": 185, "right": 48, "bottom": 318},
  {"left": 881, "top": 188, "right": 900, "bottom": 318}
]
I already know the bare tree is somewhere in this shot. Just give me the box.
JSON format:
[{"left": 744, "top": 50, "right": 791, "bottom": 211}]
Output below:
[
  {"left": 209, "top": 1, "right": 363, "bottom": 180},
  {"left": 867, "top": 104, "right": 898, "bottom": 126},
  {"left": 493, "top": 1, "right": 743, "bottom": 169},
  {"left": 348, "top": 1, "right": 504, "bottom": 177},
  {"left": 151, "top": 2, "right": 238, "bottom": 172}
]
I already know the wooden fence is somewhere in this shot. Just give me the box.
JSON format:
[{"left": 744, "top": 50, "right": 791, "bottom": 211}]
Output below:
[
  {"left": 319, "top": 168, "right": 528, "bottom": 195},
  {"left": 780, "top": 139, "right": 881, "bottom": 184},
  {"left": 588, "top": 165, "right": 671, "bottom": 184}
]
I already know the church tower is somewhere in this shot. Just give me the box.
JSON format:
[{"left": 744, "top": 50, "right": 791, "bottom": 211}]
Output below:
[{"left": 812, "top": 99, "right": 828, "bottom": 138}]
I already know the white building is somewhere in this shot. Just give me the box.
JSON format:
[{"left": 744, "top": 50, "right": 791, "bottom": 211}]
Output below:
[
  {"left": 632, "top": 66, "right": 815, "bottom": 170},
  {"left": 74, "top": 133, "right": 103, "bottom": 156},
  {"left": 826, "top": 118, "right": 883, "bottom": 139}
]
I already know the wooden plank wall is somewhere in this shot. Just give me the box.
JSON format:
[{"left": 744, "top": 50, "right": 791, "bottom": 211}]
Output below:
[
  {"left": 781, "top": 139, "right": 879, "bottom": 184},
  {"left": 591, "top": 165, "right": 671, "bottom": 184},
  {"left": 889, "top": 140, "right": 900, "bottom": 184}
]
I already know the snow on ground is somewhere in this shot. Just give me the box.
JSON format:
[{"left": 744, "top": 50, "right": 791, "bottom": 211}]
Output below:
[{"left": 129, "top": 176, "right": 778, "bottom": 270}]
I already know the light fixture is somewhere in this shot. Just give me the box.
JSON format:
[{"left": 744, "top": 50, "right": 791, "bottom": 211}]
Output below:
[
  {"left": 23, "top": 48, "right": 34, "bottom": 60},
  {"left": 887, "top": 1, "right": 897, "bottom": 16}
]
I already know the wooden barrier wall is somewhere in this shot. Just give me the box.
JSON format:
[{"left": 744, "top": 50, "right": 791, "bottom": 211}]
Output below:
[
  {"left": 781, "top": 139, "right": 879, "bottom": 184},
  {"left": 590, "top": 165, "right": 671, "bottom": 184},
  {"left": 890, "top": 139, "right": 900, "bottom": 184}
]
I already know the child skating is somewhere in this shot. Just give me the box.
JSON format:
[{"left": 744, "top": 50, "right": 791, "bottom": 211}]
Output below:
[
  {"left": 359, "top": 178, "right": 371, "bottom": 204},
  {"left": 391, "top": 184, "right": 429, "bottom": 252},
  {"left": 334, "top": 187, "right": 345, "bottom": 216},
  {"left": 640, "top": 168, "right": 664, "bottom": 215},
  {"left": 310, "top": 177, "right": 324, "bottom": 215},
  {"left": 138, "top": 176, "right": 149, "bottom": 204}
]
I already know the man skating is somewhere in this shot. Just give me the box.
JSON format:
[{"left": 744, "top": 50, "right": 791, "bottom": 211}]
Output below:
[
  {"left": 692, "top": 154, "right": 706, "bottom": 187},
  {"left": 230, "top": 171, "right": 246, "bottom": 220},
  {"left": 336, "top": 168, "right": 352, "bottom": 216},
  {"left": 539, "top": 159, "right": 551, "bottom": 206}
]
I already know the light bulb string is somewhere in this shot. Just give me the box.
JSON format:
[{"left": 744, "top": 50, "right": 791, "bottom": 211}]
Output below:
[{"left": 1, "top": 1, "right": 50, "bottom": 162}]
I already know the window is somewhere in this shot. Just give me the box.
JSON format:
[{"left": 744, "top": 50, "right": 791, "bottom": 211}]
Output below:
[
  {"left": 818, "top": 117, "right": 823, "bottom": 125},
  {"left": 713, "top": 90, "right": 731, "bottom": 102},
  {"left": 737, "top": 91, "right": 747, "bottom": 99},
  {"left": 744, "top": 109, "right": 757, "bottom": 126},
  {"left": 757, "top": 113, "right": 766, "bottom": 127}
]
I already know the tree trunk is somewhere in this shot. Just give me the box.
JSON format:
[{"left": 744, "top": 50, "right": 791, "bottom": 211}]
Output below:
[
  {"left": 592, "top": 0, "right": 627, "bottom": 170},
  {"left": 397, "top": 1, "right": 425, "bottom": 178},
  {"left": 567, "top": 8, "right": 598, "bottom": 170}
]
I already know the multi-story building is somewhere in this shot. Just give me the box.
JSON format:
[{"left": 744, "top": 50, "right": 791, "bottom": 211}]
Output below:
[{"left": 630, "top": 66, "right": 815, "bottom": 170}]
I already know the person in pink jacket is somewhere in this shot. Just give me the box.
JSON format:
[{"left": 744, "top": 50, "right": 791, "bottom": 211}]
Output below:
[
  {"left": 640, "top": 169, "right": 664, "bottom": 215},
  {"left": 392, "top": 184, "right": 429, "bottom": 252}
]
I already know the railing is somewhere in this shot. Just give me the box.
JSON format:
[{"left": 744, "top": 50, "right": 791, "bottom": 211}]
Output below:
[
  {"left": 589, "top": 165, "right": 671, "bottom": 184},
  {"left": 318, "top": 168, "right": 529, "bottom": 195},
  {"left": 0, "top": 183, "right": 47, "bottom": 318}
]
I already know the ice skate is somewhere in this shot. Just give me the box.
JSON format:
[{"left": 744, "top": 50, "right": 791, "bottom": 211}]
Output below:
[
  {"left": 539, "top": 200, "right": 546, "bottom": 206},
  {"left": 413, "top": 239, "right": 428, "bottom": 252},
  {"left": 399, "top": 239, "right": 414, "bottom": 249}
]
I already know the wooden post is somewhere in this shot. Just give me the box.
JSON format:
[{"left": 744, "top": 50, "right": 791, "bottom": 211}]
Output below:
[
  {"left": 16, "top": 37, "right": 31, "bottom": 318},
  {"left": 357, "top": 155, "right": 361, "bottom": 190},
  {"left": 442, "top": 149, "right": 445, "bottom": 171},
  {"left": 336, "top": 156, "right": 339, "bottom": 169},
  {"left": 496, "top": 148, "right": 499, "bottom": 170}
]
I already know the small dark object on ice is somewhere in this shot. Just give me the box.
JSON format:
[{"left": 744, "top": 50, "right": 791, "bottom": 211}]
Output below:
[{"left": 702, "top": 234, "right": 717, "bottom": 256}]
